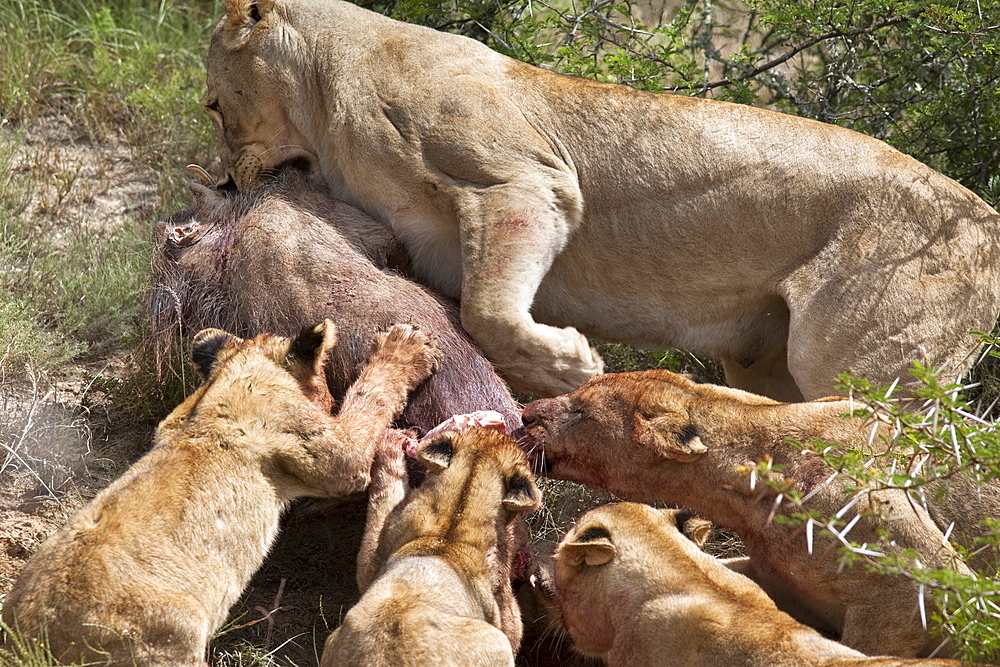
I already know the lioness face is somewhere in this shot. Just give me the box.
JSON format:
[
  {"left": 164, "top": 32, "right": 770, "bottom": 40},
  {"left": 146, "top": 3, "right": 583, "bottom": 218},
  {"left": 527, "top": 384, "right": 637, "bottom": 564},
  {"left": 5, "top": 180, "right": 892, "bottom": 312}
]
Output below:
[
  {"left": 520, "top": 371, "right": 707, "bottom": 498},
  {"left": 206, "top": 0, "right": 319, "bottom": 189}
]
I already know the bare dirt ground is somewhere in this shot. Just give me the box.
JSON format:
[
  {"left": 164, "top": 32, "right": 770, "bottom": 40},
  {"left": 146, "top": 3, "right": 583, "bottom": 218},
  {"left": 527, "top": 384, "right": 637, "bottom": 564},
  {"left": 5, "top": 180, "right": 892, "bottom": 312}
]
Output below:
[{"left": 1, "top": 115, "right": 157, "bottom": 601}]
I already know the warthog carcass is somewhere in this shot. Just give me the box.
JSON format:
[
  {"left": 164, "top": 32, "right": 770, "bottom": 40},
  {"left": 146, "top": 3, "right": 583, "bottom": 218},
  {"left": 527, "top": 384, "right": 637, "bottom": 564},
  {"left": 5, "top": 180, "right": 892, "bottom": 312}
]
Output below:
[{"left": 151, "top": 168, "right": 521, "bottom": 435}]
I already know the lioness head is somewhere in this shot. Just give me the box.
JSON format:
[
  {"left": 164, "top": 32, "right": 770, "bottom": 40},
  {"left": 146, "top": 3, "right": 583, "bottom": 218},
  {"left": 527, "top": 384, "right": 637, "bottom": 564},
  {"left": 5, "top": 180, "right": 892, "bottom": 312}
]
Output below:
[
  {"left": 206, "top": 0, "right": 321, "bottom": 189},
  {"left": 521, "top": 370, "right": 716, "bottom": 497},
  {"left": 553, "top": 503, "right": 712, "bottom": 657}
]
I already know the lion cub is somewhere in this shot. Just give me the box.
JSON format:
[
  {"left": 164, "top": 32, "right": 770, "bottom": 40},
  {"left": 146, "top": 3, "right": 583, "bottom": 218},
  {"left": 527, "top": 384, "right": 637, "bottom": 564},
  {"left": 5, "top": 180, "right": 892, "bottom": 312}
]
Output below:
[
  {"left": 321, "top": 427, "right": 542, "bottom": 666},
  {"left": 522, "top": 370, "right": 999, "bottom": 658},
  {"left": 1, "top": 321, "right": 439, "bottom": 666},
  {"left": 556, "top": 503, "right": 967, "bottom": 667}
]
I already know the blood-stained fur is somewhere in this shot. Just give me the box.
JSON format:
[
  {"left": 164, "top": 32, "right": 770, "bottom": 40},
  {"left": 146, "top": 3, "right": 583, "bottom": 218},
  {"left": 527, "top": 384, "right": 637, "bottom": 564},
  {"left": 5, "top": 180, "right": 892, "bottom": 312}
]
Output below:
[
  {"left": 521, "top": 370, "right": 1000, "bottom": 657},
  {"left": 1, "top": 321, "right": 438, "bottom": 666},
  {"left": 151, "top": 168, "right": 521, "bottom": 435},
  {"left": 320, "top": 428, "right": 542, "bottom": 666}
]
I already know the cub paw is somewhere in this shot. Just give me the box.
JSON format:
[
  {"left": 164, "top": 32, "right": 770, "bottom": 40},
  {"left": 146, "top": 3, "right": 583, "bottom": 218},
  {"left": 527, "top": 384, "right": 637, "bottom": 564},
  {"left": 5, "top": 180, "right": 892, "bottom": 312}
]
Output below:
[{"left": 374, "top": 323, "right": 443, "bottom": 385}]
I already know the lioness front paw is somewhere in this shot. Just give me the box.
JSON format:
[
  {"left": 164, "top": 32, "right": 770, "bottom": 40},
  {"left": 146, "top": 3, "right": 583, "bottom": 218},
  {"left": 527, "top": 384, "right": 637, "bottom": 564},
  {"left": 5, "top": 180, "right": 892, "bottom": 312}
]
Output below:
[
  {"left": 373, "top": 323, "right": 443, "bottom": 386},
  {"left": 498, "top": 325, "right": 604, "bottom": 397}
]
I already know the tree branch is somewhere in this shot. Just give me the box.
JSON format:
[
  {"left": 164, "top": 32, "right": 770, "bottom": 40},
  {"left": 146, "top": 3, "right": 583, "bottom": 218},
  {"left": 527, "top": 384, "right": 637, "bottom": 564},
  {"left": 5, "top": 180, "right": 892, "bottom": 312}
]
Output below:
[{"left": 665, "top": 8, "right": 924, "bottom": 93}]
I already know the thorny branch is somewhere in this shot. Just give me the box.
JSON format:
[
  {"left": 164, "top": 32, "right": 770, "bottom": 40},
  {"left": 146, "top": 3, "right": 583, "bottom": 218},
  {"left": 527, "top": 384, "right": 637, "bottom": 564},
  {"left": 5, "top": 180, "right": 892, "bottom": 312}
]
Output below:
[{"left": 665, "top": 8, "right": 925, "bottom": 92}]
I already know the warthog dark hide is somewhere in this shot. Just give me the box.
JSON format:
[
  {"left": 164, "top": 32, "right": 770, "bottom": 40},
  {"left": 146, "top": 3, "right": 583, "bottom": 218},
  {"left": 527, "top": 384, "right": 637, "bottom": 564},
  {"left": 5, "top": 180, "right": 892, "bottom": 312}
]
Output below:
[{"left": 151, "top": 169, "right": 521, "bottom": 435}]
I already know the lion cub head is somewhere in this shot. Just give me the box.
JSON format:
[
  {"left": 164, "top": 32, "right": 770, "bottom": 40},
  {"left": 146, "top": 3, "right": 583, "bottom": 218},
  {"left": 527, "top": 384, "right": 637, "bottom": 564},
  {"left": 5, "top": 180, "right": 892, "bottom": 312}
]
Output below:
[
  {"left": 401, "top": 426, "right": 543, "bottom": 575},
  {"left": 153, "top": 319, "right": 338, "bottom": 450},
  {"left": 553, "top": 503, "right": 713, "bottom": 660}
]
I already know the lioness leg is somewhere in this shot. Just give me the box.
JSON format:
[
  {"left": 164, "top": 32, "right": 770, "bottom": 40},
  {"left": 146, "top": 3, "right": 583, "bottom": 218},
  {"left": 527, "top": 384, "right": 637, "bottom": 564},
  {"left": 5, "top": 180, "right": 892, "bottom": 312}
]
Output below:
[
  {"left": 457, "top": 186, "right": 604, "bottom": 397},
  {"left": 783, "top": 260, "right": 987, "bottom": 400},
  {"left": 720, "top": 343, "right": 803, "bottom": 402},
  {"left": 409, "top": 82, "right": 601, "bottom": 397}
]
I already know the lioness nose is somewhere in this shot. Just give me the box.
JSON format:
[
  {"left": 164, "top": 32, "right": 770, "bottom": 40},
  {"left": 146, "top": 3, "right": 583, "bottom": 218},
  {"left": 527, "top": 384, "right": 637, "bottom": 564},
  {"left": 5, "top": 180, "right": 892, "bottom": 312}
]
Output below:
[{"left": 522, "top": 399, "right": 552, "bottom": 425}]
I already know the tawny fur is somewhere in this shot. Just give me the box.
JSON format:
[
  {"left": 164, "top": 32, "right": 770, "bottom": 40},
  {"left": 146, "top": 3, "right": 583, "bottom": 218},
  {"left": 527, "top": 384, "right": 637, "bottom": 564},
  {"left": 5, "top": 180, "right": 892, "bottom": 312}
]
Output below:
[
  {"left": 320, "top": 428, "right": 542, "bottom": 666},
  {"left": 553, "top": 503, "right": 972, "bottom": 667},
  {"left": 151, "top": 168, "right": 521, "bottom": 435},
  {"left": 205, "top": 0, "right": 1000, "bottom": 401},
  {"left": 521, "top": 370, "right": 999, "bottom": 657},
  {"left": 1, "top": 321, "right": 439, "bottom": 666}
]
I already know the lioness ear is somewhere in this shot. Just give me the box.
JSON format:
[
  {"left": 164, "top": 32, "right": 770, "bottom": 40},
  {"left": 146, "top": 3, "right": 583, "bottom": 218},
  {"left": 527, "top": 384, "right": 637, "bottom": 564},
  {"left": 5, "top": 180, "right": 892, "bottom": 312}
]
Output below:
[
  {"left": 221, "top": 0, "right": 275, "bottom": 48},
  {"left": 191, "top": 328, "right": 241, "bottom": 379},
  {"left": 673, "top": 510, "right": 713, "bottom": 548},
  {"left": 417, "top": 433, "right": 455, "bottom": 473},
  {"left": 503, "top": 472, "right": 542, "bottom": 514},
  {"left": 635, "top": 412, "right": 707, "bottom": 463},
  {"left": 559, "top": 525, "right": 616, "bottom": 568},
  {"left": 287, "top": 319, "right": 338, "bottom": 377}
]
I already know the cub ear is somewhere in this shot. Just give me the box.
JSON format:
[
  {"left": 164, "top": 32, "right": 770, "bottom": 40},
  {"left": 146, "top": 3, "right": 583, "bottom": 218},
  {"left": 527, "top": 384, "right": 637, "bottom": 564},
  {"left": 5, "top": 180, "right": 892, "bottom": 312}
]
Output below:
[
  {"left": 503, "top": 472, "right": 542, "bottom": 514},
  {"left": 287, "top": 319, "right": 338, "bottom": 377},
  {"left": 221, "top": 0, "right": 275, "bottom": 48},
  {"left": 558, "top": 525, "right": 616, "bottom": 568},
  {"left": 417, "top": 433, "right": 455, "bottom": 473},
  {"left": 673, "top": 509, "right": 713, "bottom": 548},
  {"left": 191, "top": 328, "right": 241, "bottom": 379},
  {"left": 634, "top": 411, "right": 707, "bottom": 463}
]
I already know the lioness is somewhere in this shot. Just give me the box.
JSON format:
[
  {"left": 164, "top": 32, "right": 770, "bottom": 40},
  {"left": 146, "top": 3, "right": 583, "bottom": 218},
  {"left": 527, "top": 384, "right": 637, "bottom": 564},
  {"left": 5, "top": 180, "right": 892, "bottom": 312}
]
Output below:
[
  {"left": 554, "top": 503, "right": 967, "bottom": 666},
  {"left": 1, "top": 321, "right": 439, "bottom": 666},
  {"left": 320, "top": 427, "right": 542, "bottom": 666},
  {"left": 521, "top": 370, "right": 1000, "bottom": 657},
  {"left": 204, "top": 0, "right": 1000, "bottom": 401}
]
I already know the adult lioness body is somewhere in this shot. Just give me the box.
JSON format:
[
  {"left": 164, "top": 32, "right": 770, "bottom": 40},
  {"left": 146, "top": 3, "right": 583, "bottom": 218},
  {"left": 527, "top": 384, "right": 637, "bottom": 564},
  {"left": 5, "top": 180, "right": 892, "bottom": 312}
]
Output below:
[{"left": 206, "top": 0, "right": 1000, "bottom": 400}]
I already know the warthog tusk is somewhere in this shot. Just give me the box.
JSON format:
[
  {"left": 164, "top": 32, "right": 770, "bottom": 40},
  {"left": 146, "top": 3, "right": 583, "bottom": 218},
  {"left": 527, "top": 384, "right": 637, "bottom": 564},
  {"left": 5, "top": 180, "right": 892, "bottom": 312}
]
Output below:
[{"left": 186, "top": 164, "right": 214, "bottom": 186}]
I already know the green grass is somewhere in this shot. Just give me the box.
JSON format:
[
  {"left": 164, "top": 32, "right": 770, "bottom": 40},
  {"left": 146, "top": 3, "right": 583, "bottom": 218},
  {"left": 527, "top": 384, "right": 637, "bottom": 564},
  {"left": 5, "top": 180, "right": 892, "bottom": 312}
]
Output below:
[{"left": 0, "top": 0, "right": 218, "bottom": 377}]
